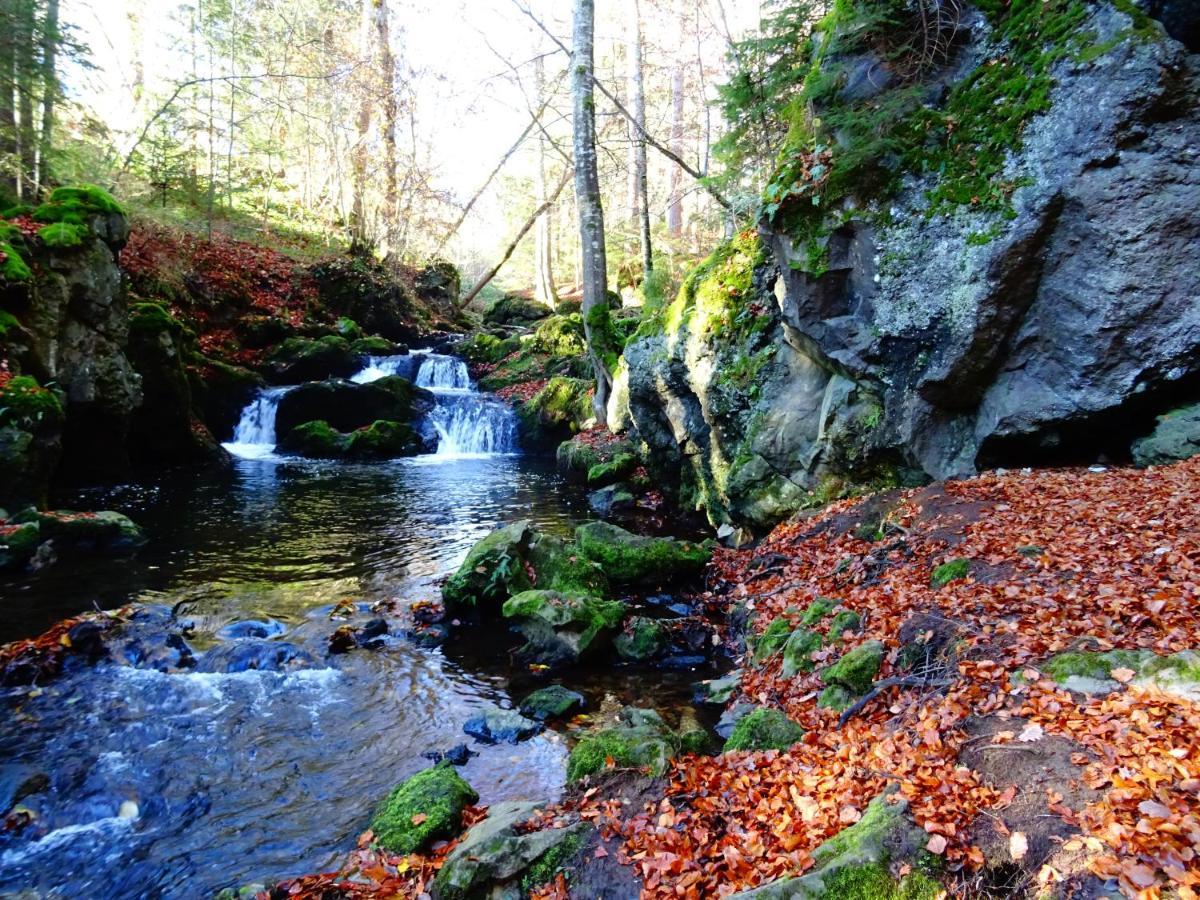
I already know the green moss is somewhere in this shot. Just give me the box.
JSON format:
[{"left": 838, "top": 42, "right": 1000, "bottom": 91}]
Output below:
[
  {"left": 828, "top": 610, "right": 863, "bottom": 639},
  {"left": 335, "top": 316, "right": 362, "bottom": 339},
  {"left": 801, "top": 598, "right": 837, "bottom": 627},
  {"left": 0, "top": 376, "right": 64, "bottom": 430},
  {"left": 351, "top": 335, "right": 398, "bottom": 356},
  {"left": 556, "top": 438, "right": 603, "bottom": 476},
  {"left": 781, "top": 628, "right": 823, "bottom": 677},
  {"left": 37, "top": 222, "right": 88, "bottom": 248},
  {"left": 823, "top": 640, "right": 885, "bottom": 694},
  {"left": 519, "top": 685, "right": 585, "bottom": 721},
  {"left": 345, "top": 419, "right": 421, "bottom": 459},
  {"left": 524, "top": 532, "right": 609, "bottom": 596},
  {"left": 128, "top": 301, "right": 180, "bottom": 334},
  {"left": 277, "top": 420, "right": 350, "bottom": 457},
  {"left": 369, "top": 763, "right": 479, "bottom": 855},
  {"left": 442, "top": 521, "right": 534, "bottom": 609},
  {"left": 566, "top": 711, "right": 690, "bottom": 781},
  {"left": 586, "top": 452, "right": 638, "bottom": 486},
  {"left": 930, "top": 558, "right": 970, "bottom": 588},
  {"left": 501, "top": 591, "right": 625, "bottom": 661},
  {"left": 574, "top": 521, "right": 710, "bottom": 587},
  {"left": 532, "top": 314, "right": 588, "bottom": 357},
  {"left": 0, "top": 310, "right": 20, "bottom": 339},
  {"left": 520, "top": 829, "right": 585, "bottom": 894},
  {"left": 0, "top": 241, "right": 31, "bottom": 281},
  {"left": 614, "top": 616, "right": 667, "bottom": 661},
  {"left": 820, "top": 862, "right": 942, "bottom": 899},
  {"left": 723, "top": 707, "right": 804, "bottom": 752},
  {"left": 517, "top": 376, "right": 594, "bottom": 438},
  {"left": 46, "top": 184, "right": 124, "bottom": 215},
  {"left": 818, "top": 684, "right": 856, "bottom": 711},
  {"left": 752, "top": 617, "right": 794, "bottom": 663}
]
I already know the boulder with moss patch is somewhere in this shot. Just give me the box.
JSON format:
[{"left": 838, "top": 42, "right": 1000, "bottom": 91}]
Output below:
[
  {"left": 823, "top": 640, "right": 885, "bottom": 695},
  {"left": 432, "top": 800, "right": 589, "bottom": 900},
  {"left": 751, "top": 617, "right": 794, "bottom": 664},
  {"left": 501, "top": 590, "right": 625, "bottom": 667},
  {"left": 519, "top": 685, "right": 585, "bottom": 721},
  {"left": 574, "top": 521, "right": 710, "bottom": 588},
  {"left": 728, "top": 792, "right": 936, "bottom": 898},
  {"left": 930, "top": 559, "right": 971, "bottom": 588},
  {"left": 614, "top": 616, "right": 668, "bottom": 662},
  {"left": 782, "top": 628, "right": 824, "bottom": 677},
  {"left": 723, "top": 707, "right": 805, "bottom": 752},
  {"left": 264, "top": 336, "right": 359, "bottom": 383},
  {"left": 277, "top": 420, "right": 349, "bottom": 457},
  {"left": 566, "top": 708, "right": 699, "bottom": 782},
  {"left": 1132, "top": 404, "right": 1200, "bottom": 467},
  {"left": 31, "top": 509, "right": 146, "bottom": 555},
  {"left": 369, "top": 763, "right": 479, "bottom": 855}
]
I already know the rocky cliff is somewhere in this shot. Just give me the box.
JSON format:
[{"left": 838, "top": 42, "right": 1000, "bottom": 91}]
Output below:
[{"left": 614, "top": 1, "right": 1200, "bottom": 536}]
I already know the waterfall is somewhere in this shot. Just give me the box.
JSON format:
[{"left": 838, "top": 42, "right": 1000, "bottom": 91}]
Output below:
[
  {"left": 223, "top": 350, "right": 517, "bottom": 460},
  {"left": 223, "top": 387, "right": 292, "bottom": 459}
]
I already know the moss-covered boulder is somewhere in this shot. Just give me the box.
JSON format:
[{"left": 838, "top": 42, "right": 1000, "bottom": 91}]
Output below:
[
  {"left": 800, "top": 598, "right": 837, "bottom": 626},
  {"left": 441, "top": 522, "right": 608, "bottom": 613},
  {"left": 567, "top": 708, "right": 697, "bottom": 782},
  {"left": 369, "top": 763, "right": 479, "bottom": 855},
  {"left": 501, "top": 590, "right": 624, "bottom": 667},
  {"left": 587, "top": 452, "right": 639, "bottom": 487},
  {"left": 556, "top": 437, "right": 603, "bottom": 476},
  {"left": 614, "top": 616, "right": 668, "bottom": 662},
  {"left": 587, "top": 483, "right": 636, "bottom": 519},
  {"left": 432, "top": 800, "right": 589, "bottom": 900},
  {"left": 264, "top": 335, "right": 359, "bottom": 383},
  {"left": 751, "top": 617, "right": 794, "bottom": 664},
  {"left": 817, "top": 685, "right": 856, "bottom": 712},
  {"left": 519, "top": 685, "right": 585, "bottom": 721},
  {"left": 32, "top": 509, "right": 146, "bottom": 554},
  {"left": 828, "top": 610, "right": 862, "bottom": 639},
  {"left": 275, "top": 376, "right": 433, "bottom": 439},
  {"left": 696, "top": 670, "right": 742, "bottom": 706},
  {"left": 345, "top": 420, "right": 423, "bottom": 459},
  {"left": 1132, "top": 404, "right": 1200, "bottom": 467},
  {"left": 482, "top": 293, "right": 551, "bottom": 326},
  {"left": 930, "top": 558, "right": 971, "bottom": 588},
  {"left": 823, "top": 641, "right": 885, "bottom": 695},
  {"left": 782, "top": 628, "right": 823, "bottom": 677},
  {"left": 277, "top": 420, "right": 349, "bottom": 457},
  {"left": 516, "top": 376, "right": 594, "bottom": 446},
  {"left": 723, "top": 707, "right": 804, "bottom": 752},
  {"left": 351, "top": 335, "right": 403, "bottom": 357},
  {"left": 727, "top": 792, "right": 935, "bottom": 899},
  {"left": 574, "top": 521, "right": 711, "bottom": 588},
  {"left": 1037, "top": 647, "right": 1200, "bottom": 699},
  {"left": 0, "top": 520, "right": 41, "bottom": 570}
]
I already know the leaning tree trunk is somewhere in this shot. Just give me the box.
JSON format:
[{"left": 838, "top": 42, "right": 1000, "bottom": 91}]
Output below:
[
  {"left": 572, "top": 0, "right": 611, "bottom": 424},
  {"left": 631, "top": 0, "right": 652, "bottom": 280}
]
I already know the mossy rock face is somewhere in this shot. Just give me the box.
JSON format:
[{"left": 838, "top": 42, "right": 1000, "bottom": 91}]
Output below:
[
  {"left": 482, "top": 294, "right": 551, "bottom": 326},
  {"left": 453, "top": 332, "right": 521, "bottom": 365},
  {"left": 751, "top": 617, "right": 794, "bottom": 664},
  {"left": 727, "top": 793, "right": 933, "bottom": 899},
  {"left": 369, "top": 762, "right": 479, "bottom": 855},
  {"left": 828, "top": 610, "right": 862, "bottom": 640},
  {"left": 817, "top": 685, "right": 856, "bottom": 712},
  {"left": 265, "top": 335, "right": 359, "bottom": 383},
  {"left": 501, "top": 590, "right": 625, "bottom": 667},
  {"left": 614, "top": 616, "right": 668, "bottom": 661},
  {"left": 782, "top": 628, "right": 823, "bottom": 678},
  {"left": 442, "top": 521, "right": 535, "bottom": 610},
  {"left": 516, "top": 376, "right": 594, "bottom": 446},
  {"left": 441, "top": 523, "right": 608, "bottom": 613},
  {"left": 574, "top": 521, "right": 711, "bottom": 588},
  {"left": 586, "top": 453, "right": 639, "bottom": 487},
  {"left": 351, "top": 335, "right": 402, "bottom": 357},
  {"left": 0, "top": 376, "right": 65, "bottom": 432},
  {"left": 823, "top": 641, "right": 885, "bottom": 694},
  {"left": 519, "top": 685, "right": 585, "bottom": 721},
  {"left": 566, "top": 707, "right": 690, "bottom": 781},
  {"left": 1038, "top": 647, "right": 1200, "bottom": 698},
  {"left": 531, "top": 313, "right": 587, "bottom": 357},
  {"left": 930, "top": 559, "right": 971, "bottom": 588},
  {"left": 0, "top": 520, "right": 41, "bottom": 570},
  {"left": 723, "top": 707, "right": 804, "bottom": 752},
  {"left": 35, "top": 510, "right": 146, "bottom": 553},
  {"left": 277, "top": 420, "right": 350, "bottom": 457},
  {"left": 433, "top": 800, "right": 588, "bottom": 900},
  {"left": 345, "top": 420, "right": 423, "bottom": 459},
  {"left": 556, "top": 438, "right": 603, "bottom": 476},
  {"left": 1132, "top": 404, "right": 1200, "bottom": 467},
  {"left": 275, "top": 377, "right": 433, "bottom": 440}
]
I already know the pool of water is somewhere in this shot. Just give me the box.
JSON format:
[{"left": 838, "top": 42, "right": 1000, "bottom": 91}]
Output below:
[{"left": 0, "top": 453, "right": 717, "bottom": 898}]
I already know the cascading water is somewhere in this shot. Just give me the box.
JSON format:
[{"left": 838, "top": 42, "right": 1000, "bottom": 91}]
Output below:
[
  {"left": 222, "top": 351, "right": 517, "bottom": 460},
  {"left": 222, "top": 386, "right": 292, "bottom": 459}
]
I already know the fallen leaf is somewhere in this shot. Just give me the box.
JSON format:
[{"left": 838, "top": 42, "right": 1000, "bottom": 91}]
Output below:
[
  {"left": 1110, "top": 667, "right": 1135, "bottom": 683},
  {"left": 926, "top": 834, "right": 948, "bottom": 855},
  {"left": 1017, "top": 722, "right": 1044, "bottom": 743},
  {"left": 1009, "top": 831, "right": 1028, "bottom": 861}
]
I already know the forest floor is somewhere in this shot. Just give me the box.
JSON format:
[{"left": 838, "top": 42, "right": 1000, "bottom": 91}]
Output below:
[{"left": 260, "top": 456, "right": 1199, "bottom": 899}]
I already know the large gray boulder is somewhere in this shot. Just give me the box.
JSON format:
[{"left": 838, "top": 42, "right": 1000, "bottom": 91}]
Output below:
[
  {"left": 274, "top": 375, "right": 434, "bottom": 440},
  {"left": 619, "top": 4, "right": 1200, "bottom": 533}
]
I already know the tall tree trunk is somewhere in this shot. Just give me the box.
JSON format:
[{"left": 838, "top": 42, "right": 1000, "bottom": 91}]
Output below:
[
  {"left": 572, "top": 0, "right": 611, "bottom": 424},
  {"left": 35, "top": 0, "right": 58, "bottom": 196},
  {"left": 630, "top": 0, "right": 652, "bottom": 279},
  {"left": 14, "top": 0, "right": 36, "bottom": 201},
  {"left": 666, "top": 59, "right": 685, "bottom": 238},
  {"left": 349, "top": 0, "right": 373, "bottom": 253},
  {"left": 533, "top": 55, "right": 557, "bottom": 307},
  {"left": 373, "top": 0, "right": 398, "bottom": 254},
  {"left": 0, "top": 2, "right": 17, "bottom": 199}
]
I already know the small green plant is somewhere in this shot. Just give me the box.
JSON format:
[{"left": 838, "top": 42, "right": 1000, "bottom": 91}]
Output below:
[{"left": 931, "top": 558, "right": 971, "bottom": 588}]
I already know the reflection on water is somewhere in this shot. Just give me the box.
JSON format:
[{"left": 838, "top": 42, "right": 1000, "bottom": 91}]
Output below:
[{"left": 0, "top": 455, "right": 608, "bottom": 896}]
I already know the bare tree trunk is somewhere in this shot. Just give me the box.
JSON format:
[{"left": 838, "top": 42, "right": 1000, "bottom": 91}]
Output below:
[
  {"left": 666, "top": 54, "right": 685, "bottom": 237},
  {"left": 373, "top": 0, "right": 398, "bottom": 253},
  {"left": 572, "top": 0, "right": 611, "bottom": 423},
  {"left": 533, "top": 55, "right": 558, "bottom": 307},
  {"left": 14, "top": 2, "right": 36, "bottom": 200},
  {"left": 225, "top": 0, "right": 236, "bottom": 214},
  {"left": 35, "top": 0, "right": 59, "bottom": 195},
  {"left": 349, "top": 0, "right": 373, "bottom": 253},
  {"left": 631, "top": 0, "right": 652, "bottom": 279},
  {"left": 0, "top": 4, "right": 17, "bottom": 200}
]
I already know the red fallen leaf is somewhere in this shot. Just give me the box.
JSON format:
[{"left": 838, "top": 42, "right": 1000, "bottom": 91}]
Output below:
[
  {"left": 926, "top": 835, "right": 948, "bottom": 855},
  {"left": 594, "top": 846, "right": 608, "bottom": 858}
]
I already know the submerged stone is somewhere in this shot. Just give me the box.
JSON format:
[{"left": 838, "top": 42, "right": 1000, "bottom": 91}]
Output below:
[
  {"left": 519, "top": 685, "right": 585, "bottom": 721},
  {"left": 369, "top": 762, "right": 479, "bottom": 855},
  {"left": 195, "top": 639, "right": 316, "bottom": 674},
  {"left": 723, "top": 707, "right": 804, "bottom": 752},
  {"left": 614, "top": 616, "right": 667, "bottom": 662},
  {"left": 463, "top": 707, "right": 542, "bottom": 744},
  {"left": 696, "top": 670, "right": 741, "bottom": 706}
]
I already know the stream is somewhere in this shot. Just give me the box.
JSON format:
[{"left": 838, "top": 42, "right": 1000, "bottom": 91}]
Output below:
[{"left": 0, "top": 351, "right": 715, "bottom": 898}]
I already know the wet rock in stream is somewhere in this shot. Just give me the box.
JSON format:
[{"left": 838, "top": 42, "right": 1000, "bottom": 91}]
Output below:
[{"left": 195, "top": 639, "right": 317, "bottom": 674}]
